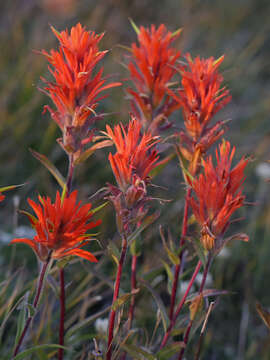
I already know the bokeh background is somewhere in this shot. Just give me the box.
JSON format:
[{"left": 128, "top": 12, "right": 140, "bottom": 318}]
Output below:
[{"left": 1, "top": 0, "right": 270, "bottom": 359}]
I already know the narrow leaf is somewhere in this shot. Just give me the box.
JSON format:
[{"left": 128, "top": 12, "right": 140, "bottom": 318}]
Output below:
[
  {"left": 90, "top": 201, "right": 108, "bottom": 215},
  {"left": 121, "top": 343, "right": 156, "bottom": 360},
  {"left": 129, "top": 18, "right": 140, "bottom": 35},
  {"left": 156, "top": 342, "right": 185, "bottom": 359},
  {"left": 30, "top": 149, "right": 65, "bottom": 188},
  {"left": 139, "top": 278, "right": 169, "bottom": 331},
  {"left": 74, "top": 140, "right": 113, "bottom": 165},
  {"left": 256, "top": 301, "right": 270, "bottom": 330},
  {"left": 112, "top": 289, "right": 140, "bottom": 311},
  {"left": 13, "top": 344, "right": 69, "bottom": 360},
  {"left": 0, "top": 184, "right": 24, "bottom": 193},
  {"left": 127, "top": 212, "right": 160, "bottom": 245}
]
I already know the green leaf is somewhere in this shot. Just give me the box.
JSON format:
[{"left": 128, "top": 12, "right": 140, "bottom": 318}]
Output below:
[
  {"left": 121, "top": 343, "right": 156, "bottom": 360},
  {"left": 129, "top": 18, "right": 140, "bottom": 35},
  {"left": 171, "top": 28, "right": 183, "bottom": 38},
  {"left": 161, "top": 259, "right": 173, "bottom": 283},
  {"left": 14, "top": 292, "right": 29, "bottom": 349},
  {"left": 107, "top": 240, "right": 121, "bottom": 266},
  {"left": 90, "top": 201, "right": 108, "bottom": 215},
  {"left": 112, "top": 289, "right": 140, "bottom": 311},
  {"left": 127, "top": 212, "right": 160, "bottom": 245},
  {"left": 139, "top": 278, "right": 169, "bottom": 331},
  {"left": 160, "top": 226, "right": 179, "bottom": 265},
  {"left": 0, "top": 183, "right": 24, "bottom": 193},
  {"left": 130, "top": 235, "right": 142, "bottom": 257},
  {"left": 74, "top": 139, "right": 112, "bottom": 165},
  {"left": 66, "top": 305, "right": 111, "bottom": 339},
  {"left": 156, "top": 342, "right": 185, "bottom": 359},
  {"left": 13, "top": 344, "right": 69, "bottom": 360},
  {"left": 191, "top": 237, "right": 207, "bottom": 267},
  {"left": 60, "top": 183, "right": 67, "bottom": 205},
  {"left": 29, "top": 149, "right": 65, "bottom": 188}
]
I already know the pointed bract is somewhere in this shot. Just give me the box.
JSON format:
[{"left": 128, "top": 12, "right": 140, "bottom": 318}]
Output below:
[
  {"left": 126, "top": 24, "right": 181, "bottom": 133},
  {"left": 11, "top": 191, "right": 101, "bottom": 262},
  {"left": 41, "top": 23, "right": 121, "bottom": 160},
  {"left": 188, "top": 141, "right": 248, "bottom": 251}
]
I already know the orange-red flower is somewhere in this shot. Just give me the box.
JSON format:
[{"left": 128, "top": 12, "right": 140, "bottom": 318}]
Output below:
[
  {"left": 170, "top": 54, "right": 231, "bottom": 169},
  {"left": 126, "top": 24, "right": 181, "bottom": 133},
  {"left": 41, "top": 23, "right": 121, "bottom": 158},
  {"left": 105, "top": 117, "right": 160, "bottom": 193},
  {"left": 188, "top": 141, "right": 248, "bottom": 251},
  {"left": 11, "top": 191, "right": 101, "bottom": 262}
]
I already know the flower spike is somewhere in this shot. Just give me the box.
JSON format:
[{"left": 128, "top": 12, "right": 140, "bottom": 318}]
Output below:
[
  {"left": 170, "top": 54, "right": 231, "bottom": 172},
  {"left": 11, "top": 191, "right": 101, "bottom": 262},
  {"left": 126, "top": 24, "right": 181, "bottom": 133},
  {"left": 40, "top": 23, "right": 121, "bottom": 160},
  {"left": 188, "top": 141, "right": 248, "bottom": 252}
]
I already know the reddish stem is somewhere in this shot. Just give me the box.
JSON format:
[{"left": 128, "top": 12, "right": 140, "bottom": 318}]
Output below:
[
  {"left": 57, "top": 154, "right": 74, "bottom": 359},
  {"left": 178, "top": 255, "right": 212, "bottom": 360},
  {"left": 128, "top": 254, "right": 137, "bottom": 329},
  {"left": 169, "top": 188, "right": 191, "bottom": 321},
  {"left": 160, "top": 260, "right": 202, "bottom": 348},
  {"left": 12, "top": 256, "right": 51, "bottom": 357},
  {"left": 106, "top": 236, "right": 128, "bottom": 360},
  {"left": 58, "top": 268, "right": 65, "bottom": 360}
]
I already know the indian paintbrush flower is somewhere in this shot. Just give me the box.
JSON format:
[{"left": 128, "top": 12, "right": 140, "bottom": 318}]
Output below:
[
  {"left": 105, "top": 117, "right": 160, "bottom": 233},
  {"left": 11, "top": 190, "right": 101, "bottom": 262},
  {"left": 41, "top": 23, "right": 121, "bottom": 161},
  {"left": 126, "top": 24, "right": 181, "bottom": 134},
  {"left": 169, "top": 54, "right": 231, "bottom": 174},
  {"left": 188, "top": 140, "right": 249, "bottom": 252}
]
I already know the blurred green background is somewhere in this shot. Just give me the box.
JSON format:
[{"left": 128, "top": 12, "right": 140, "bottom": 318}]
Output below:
[{"left": 1, "top": 0, "right": 270, "bottom": 359}]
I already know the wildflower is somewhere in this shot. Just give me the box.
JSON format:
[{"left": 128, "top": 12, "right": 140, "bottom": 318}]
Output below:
[
  {"left": 105, "top": 117, "right": 160, "bottom": 233},
  {"left": 106, "top": 117, "right": 160, "bottom": 192},
  {"left": 41, "top": 23, "right": 121, "bottom": 159},
  {"left": 11, "top": 191, "right": 100, "bottom": 262},
  {"left": 127, "top": 24, "right": 181, "bottom": 133},
  {"left": 170, "top": 54, "right": 231, "bottom": 172},
  {"left": 188, "top": 141, "right": 248, "bottom": 252}
]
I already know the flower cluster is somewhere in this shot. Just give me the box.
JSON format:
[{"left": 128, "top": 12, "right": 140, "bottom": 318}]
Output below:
[
  {"left": 188, "top": 141, "right": 248, "bottom": 252},
  {"left": 170, "top": 54, "right": 231, "bottom": 173},
  {"left": 11, "top": 191, "right": 100, "bottom": 262},
  {"left": 41, "top": 23, "right": 121, "bottom": 160},
  {"left": 127, "top": 24, "right": 181, "bottom": 134},
  {"left": 105, "top": 117, "right": 160, "bottom": 233}
]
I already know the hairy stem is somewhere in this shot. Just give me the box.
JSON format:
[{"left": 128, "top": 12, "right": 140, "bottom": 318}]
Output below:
[
  {"left": 106, "top": 236, "right": 128, "bottom": 360},
  {"left": 178, "top": 254, "right": 212, "bottom": 360},
  {"left": 58, "top": 268, "right": 65, "bottom": 360},
  {"left": 128, "top": 254, "right": 138, "bottom": 329},
  {"left": 160, "top": 259, "right": 202, "bottom": 348},
  {"left": 58, "top": 153, "right": 74, "bottom": 360},
  {"left": 12, "top": 254, "right": 52, "bottom": 357}
]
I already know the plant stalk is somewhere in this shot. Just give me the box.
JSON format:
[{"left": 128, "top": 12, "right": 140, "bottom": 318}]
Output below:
[
  {"left": 106, "top": 235, "right": 128, "bottom": 360},
  {"left": 12, "top": 254, "right": 52, "bottom": 357},
  {"left": 169, "top": 188, "right": 191, "bottom": 321},
  {"left": 160, "top": 259, "right": 202, "bottom": 348},
  {"left": 58, "top": 153, "right": 74, "bottom": 360},
  {"left": 178, "top": 254, "right": 212, "bottom": 360}
]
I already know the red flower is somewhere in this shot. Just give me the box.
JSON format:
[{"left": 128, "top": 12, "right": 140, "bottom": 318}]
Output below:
[
  {"left": 170, "top": 54, "right": 231, "bottom": 169},
  {"left": 127, "top": 24, "right": 181, "bottom": 133},
  {"left": 41, "top": 23, "right": 121, "bottom": 158},
  {"left": 188, "top": 141, "right": 248, "bottom": 251},
  {"left": 11, "top": 191, "right": 101, "bottom": 262},
  {"left": 105, "top": 117, "right": 160, "bottom": 192}
]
